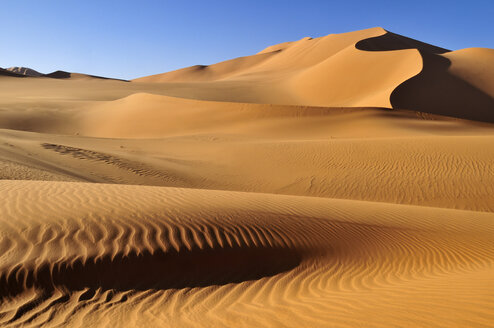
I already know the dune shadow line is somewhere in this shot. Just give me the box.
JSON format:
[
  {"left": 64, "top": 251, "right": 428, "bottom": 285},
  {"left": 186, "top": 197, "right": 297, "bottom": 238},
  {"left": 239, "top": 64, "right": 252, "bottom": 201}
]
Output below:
[
  {"left": 0, "top": 245, "right": 301, "bottom": 297},
  {"left": 356, "top": 32, "right": 494, "bottom": 123}
]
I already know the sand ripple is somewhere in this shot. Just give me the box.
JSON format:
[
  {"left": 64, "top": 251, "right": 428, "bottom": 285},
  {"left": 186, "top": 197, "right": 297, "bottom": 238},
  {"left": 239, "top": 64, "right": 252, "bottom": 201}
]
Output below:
[{"left": 1, "top": 181, "right": 493, "bottom": 327}]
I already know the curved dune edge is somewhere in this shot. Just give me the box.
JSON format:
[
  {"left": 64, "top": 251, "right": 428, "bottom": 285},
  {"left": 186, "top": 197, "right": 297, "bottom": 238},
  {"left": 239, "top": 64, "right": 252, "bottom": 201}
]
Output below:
[
  {"left": 10, "top": 90, "right": 481, "bottom": 139},
  {"left": 1, "top": 180, "right": 494, "bottom": 327},
  {"left": 76, "top": 92, "right": 494, "bottom": 139},
  {"left": 355, "top": 33, "right": 494, "bottom": 123},
  {"left": 288, "top": 28, "right": 424, "bottom": 108},
  {"left": 392, "top": 53, "right": 494, "bottom": 122},
  {"left": 288, "top": 43, "right": 421, "bottom": 108},
  {"left": 77, "top": 93, "right": 397, "bottom": 138}
]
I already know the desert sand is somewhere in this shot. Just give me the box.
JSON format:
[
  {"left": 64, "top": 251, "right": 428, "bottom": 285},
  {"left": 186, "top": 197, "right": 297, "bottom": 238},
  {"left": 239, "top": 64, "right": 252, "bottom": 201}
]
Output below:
[{"left": 1, "top": 27, "right": 494, "bottom": 327}]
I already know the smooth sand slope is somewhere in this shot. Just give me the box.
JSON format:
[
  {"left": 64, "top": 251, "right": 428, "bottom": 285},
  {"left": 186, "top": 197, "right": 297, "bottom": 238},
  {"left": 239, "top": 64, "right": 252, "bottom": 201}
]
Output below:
[{"left": 1, "top": 27, "right": 494, "bottom": 327}]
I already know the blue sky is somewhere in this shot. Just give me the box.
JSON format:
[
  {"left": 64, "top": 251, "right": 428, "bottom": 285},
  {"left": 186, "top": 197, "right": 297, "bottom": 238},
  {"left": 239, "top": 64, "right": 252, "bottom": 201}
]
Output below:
[{"left": 1, "top": 0, "right": 492, "bottom": 80}]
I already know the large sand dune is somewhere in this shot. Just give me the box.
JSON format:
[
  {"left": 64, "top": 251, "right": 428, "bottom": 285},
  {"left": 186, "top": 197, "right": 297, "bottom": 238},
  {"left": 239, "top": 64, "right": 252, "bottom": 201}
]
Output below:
[
  {"left": 133, "top": 27, "right": 494, "bottom": 121},
  {"left": 1, "top": 27, "right": 494, "bottom": 327}
]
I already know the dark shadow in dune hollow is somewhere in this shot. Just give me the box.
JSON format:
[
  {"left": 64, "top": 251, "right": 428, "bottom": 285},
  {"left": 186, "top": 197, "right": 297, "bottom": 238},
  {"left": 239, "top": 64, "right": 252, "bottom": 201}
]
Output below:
[
  {"left": 0, "top": 246, "right": 301, "bottom": 297},
  {"left": 356, "top": 32, "right": 494, "bottom": 123}
]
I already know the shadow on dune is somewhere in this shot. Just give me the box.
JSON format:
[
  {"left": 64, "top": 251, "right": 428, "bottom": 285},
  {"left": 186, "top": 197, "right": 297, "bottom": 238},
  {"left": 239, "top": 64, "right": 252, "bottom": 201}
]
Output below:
[
  {"left": 390, "top": 52, "right": 494, "bottom": 122},
  {"left": 45, "top": 70, "right": 129, "bottom": 81},
  {"left": 356, "top": 32, "right": 494, "bottom": 123},
  {"left": 0, "top": 246, "right": 301, "bottom": 297},
  {"left": 356, "top": 31, "right": 449, "bottom": 53},
  {"left": 0, "top": 68, "right": 27, "bottom": 78},
  {"left": 0, "top": 68, "right": 128, "bottom": 81},
  {"left": 44, "top": 70, "right": 72, "bottom": 79}
]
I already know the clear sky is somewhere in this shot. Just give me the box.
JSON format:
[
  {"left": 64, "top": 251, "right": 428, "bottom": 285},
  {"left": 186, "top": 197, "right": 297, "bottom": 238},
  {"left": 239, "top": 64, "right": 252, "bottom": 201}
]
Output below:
[{"left": 1, "top": 0, "right": 493, "bottom": 80}]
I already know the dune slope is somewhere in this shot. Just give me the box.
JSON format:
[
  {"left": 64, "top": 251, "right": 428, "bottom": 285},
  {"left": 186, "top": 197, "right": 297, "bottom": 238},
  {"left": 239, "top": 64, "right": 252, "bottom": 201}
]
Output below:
[{"left": 1, "top": 181, "right": 493, "bottom": 328}]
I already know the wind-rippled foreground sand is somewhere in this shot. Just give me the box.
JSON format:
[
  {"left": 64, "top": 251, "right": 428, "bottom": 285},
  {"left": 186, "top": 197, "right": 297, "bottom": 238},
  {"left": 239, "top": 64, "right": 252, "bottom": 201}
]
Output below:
[{"left": 1, "top": 27, "right": 494, "bottom": 327}]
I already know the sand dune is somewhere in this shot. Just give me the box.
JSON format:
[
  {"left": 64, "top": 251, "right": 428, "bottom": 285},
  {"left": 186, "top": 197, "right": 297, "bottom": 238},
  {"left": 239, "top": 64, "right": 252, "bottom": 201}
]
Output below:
[
  {"left": 134, "top": 27, "right": 494, "bottom": 122},
  {"left": 2, "top": 124, "right": 494, "bottom": 213},
  {"left": 1, "top": 181, "right": 494, "bottom": 327},
  {"left": 134, "top": 27, "right": 423, "bottom": 107},
  {"left": 2, "top": 92, "right": 494, "bottom": 212},
  {"left": 1, "top": 27, "right": 494, "bottom": 327},
  {"left": 44, "top": 70, "right": 128, "bottom": 81},
  {"left": 389, "top": 47, "right": 494, "bottom": 122}
]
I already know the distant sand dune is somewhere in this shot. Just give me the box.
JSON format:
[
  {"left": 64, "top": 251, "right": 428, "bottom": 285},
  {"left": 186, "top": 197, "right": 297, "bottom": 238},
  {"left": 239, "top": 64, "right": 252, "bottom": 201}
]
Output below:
[
  {"left": 6, "top": 67, "right": 43, "bottom": 77},
  {"left": 0, "top": 68, "right": 26, "bottom": 78},
  {"left": 0, "top": 67, "right": 125, "bottom": 81}
]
